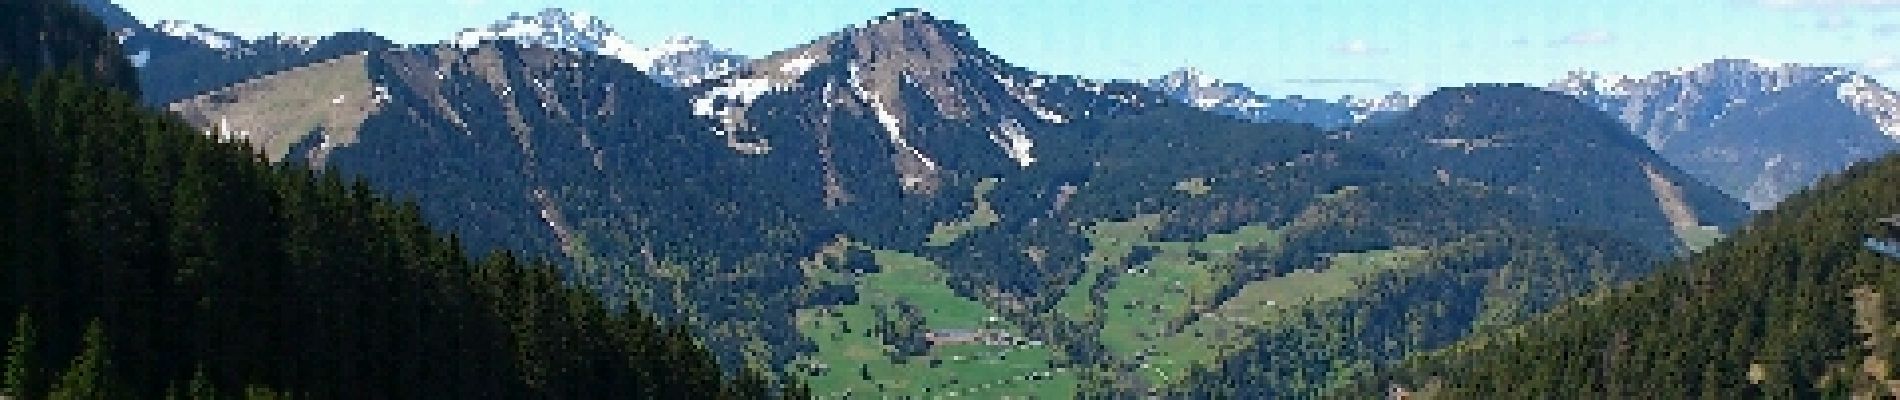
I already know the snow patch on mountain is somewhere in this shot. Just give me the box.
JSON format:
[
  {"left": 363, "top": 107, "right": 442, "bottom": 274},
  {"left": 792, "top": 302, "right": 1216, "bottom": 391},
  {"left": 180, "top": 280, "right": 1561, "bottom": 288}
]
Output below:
[
  {"left": 851, "top": 64, "right": 940, "bottom": 189},
  {"left": 994, "top": 118, "right": 1035, "bottom": 166},
  {"left": 688, "top": 51, "right": 822, "bottom": 153},
  {"left": 152, "top": 20, "right": 241, "bottom": 49}
]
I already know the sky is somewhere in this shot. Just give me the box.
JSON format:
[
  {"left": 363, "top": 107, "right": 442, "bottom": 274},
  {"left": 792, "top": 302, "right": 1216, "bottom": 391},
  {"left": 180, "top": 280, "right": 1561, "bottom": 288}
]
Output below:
[{"left": 113, "top": 0, "right": 1900, "bottom": 99}]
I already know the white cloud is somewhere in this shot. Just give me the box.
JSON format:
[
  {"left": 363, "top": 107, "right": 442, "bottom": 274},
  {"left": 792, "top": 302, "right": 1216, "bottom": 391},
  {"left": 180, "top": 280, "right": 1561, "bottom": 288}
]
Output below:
[
  {"left": 1334, "top": 39, "right": 1386, "bottom": 55},
  {"left": 1550, "top": 30, "right": 1614, "bottom": 47}
]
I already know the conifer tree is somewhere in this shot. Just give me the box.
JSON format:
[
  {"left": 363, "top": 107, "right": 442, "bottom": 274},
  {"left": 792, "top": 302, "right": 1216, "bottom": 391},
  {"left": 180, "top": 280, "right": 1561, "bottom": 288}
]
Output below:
[
  {"left": 4, "top": 310, "right": 35, "bottom": 399},
  {"left": 187, "top": 366, "right": 216, "bottom": 400},
  {"left": 48, "top": 319, "right": 116, "bottom": 400}
]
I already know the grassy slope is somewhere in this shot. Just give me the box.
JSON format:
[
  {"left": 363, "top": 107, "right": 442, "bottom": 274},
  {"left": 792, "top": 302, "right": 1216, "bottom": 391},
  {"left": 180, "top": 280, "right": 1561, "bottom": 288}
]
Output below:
[
  {"left": 165, "top": 54, "right": 378, "bottom": 161},
  {"left": 792, "top": 186, "right": 1446, "bottom": 398},
  {"left": 795, "top": 248, "right": 1078, "bottom": 399}
]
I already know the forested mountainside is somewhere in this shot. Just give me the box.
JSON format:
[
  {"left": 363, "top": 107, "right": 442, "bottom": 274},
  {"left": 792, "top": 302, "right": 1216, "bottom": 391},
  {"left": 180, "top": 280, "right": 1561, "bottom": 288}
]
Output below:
[
  {"left": 1349, "top": 84, "right": 1748, "bottom": 253},
  {"left": 1039, "top": 88, "right": 1734, "bottom": 398},
  {"left": 0, "top": 0, "right": 795, "bottom": 398},
  {"left": 1332, "top": 153, "right": 1900, "bottom": 398}
]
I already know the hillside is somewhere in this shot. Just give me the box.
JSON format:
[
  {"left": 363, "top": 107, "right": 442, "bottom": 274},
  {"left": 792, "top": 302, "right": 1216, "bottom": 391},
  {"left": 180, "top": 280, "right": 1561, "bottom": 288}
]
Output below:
[
  {"left": 1337, "top": 153, "right": 1900, "bottom": 398},
  {"left": 1349, "top": 84, "right": 1748, "bottom": 253},
  {"left": 0, "top": 0, "right": 794, "bottom": 398}
]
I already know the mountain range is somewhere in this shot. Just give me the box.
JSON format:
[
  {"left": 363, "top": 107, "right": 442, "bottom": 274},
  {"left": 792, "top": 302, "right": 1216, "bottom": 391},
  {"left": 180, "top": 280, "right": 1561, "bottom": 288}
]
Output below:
[
  {"left": 80, "top": 1, "right": 1900, "bottom": 211},
  {"left": 62, "top": 1, "right": 1899, "bottom": 397}
]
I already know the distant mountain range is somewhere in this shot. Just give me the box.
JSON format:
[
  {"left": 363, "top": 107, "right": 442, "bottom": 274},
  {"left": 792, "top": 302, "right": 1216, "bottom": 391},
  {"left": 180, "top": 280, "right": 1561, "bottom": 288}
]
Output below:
[
  {"left": 1554, "top": 59, "right": 1900, "bottom": 209},
  {"left": 1144, "top": 67, "right": 1417, "bottom": 128},
  {"left": 1156, "top": 60, "right": 1900, "bottom": 210},
  {"left": 72, "top": 2, "right": 745, "bottom": 103}
]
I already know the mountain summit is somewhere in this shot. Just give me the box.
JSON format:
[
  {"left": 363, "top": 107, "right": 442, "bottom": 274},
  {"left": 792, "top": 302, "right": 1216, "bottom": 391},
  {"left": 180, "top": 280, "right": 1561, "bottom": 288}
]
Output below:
[
  {"left": 451, "top": 8, "right": 747, "bottom": 87},
  {"left": 451, "top": 9, "right": 639, "bottom": 58},
  {"left": 691, "top": 8, "right": 1160, "bottom": 193}
]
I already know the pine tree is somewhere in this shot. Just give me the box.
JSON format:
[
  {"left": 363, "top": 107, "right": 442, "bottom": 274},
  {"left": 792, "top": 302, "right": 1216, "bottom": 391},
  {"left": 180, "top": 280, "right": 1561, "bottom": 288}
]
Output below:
[
  {"left": 187, "top": 365, "right": 216, "bottom": 400},
  {"left": 48, "top": 319, "right": 116, "bottom": 400},
  {"left": 4, "top": 310, "right": 35, "bottom": 399}
]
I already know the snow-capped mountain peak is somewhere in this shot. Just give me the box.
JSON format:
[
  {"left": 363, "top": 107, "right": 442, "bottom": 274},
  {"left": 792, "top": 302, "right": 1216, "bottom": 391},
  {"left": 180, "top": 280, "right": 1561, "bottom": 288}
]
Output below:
[
  {"left": 450, "top": 8, "right": 638, "bottom": 56},
  {"left": 1146, "top": 67, "right": 1416, "bottom": 128},
  {"left": 1549, "top": 58, "right": 1900, "bottom": 209},
  {"left": 449, "top": 9, "right": 745, "bottom": 87},
  {"left": 1554, "top": 58, "right": 1900, "bottom": 143}
]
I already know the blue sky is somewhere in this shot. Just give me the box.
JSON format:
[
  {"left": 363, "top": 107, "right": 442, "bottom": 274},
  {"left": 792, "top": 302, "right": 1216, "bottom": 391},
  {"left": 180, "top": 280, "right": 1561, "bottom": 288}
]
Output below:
[{"left": 114, "top": 0, "right": 1900, "bottom": 98}]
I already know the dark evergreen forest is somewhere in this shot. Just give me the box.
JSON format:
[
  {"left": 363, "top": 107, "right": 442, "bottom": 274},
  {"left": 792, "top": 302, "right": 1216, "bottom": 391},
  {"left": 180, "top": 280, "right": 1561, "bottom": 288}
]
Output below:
[{"left": 0, "top": 0, "right": 801, "bottom": 398}]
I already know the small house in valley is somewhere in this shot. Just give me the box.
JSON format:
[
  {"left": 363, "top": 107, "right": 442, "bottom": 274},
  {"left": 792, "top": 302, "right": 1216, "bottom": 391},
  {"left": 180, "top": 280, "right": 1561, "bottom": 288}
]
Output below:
[{"left": 923, "top": 328, "right": 1017, "bottom": 346}]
